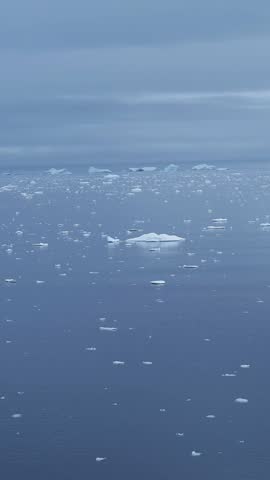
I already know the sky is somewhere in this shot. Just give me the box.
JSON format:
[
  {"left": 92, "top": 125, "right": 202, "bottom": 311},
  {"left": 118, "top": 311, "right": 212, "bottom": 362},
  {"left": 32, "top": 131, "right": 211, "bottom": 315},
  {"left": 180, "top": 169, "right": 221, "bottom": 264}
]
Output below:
[{"left": 1, "top": 0, "right": 270, "bottom": 167}]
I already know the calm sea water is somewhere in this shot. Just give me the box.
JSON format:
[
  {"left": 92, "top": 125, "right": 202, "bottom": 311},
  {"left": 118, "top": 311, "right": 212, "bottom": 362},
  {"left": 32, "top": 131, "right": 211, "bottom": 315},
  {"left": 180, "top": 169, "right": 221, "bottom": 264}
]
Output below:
[{"left": 1, "top": 164, "right": 270, "bottom": 479}]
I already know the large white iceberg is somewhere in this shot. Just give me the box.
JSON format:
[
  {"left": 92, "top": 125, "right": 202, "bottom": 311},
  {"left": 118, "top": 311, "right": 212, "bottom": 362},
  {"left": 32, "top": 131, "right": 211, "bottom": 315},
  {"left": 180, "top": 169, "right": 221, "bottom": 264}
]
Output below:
[{"left": 127, "top": 232, "right": 185, "bottom": 243}]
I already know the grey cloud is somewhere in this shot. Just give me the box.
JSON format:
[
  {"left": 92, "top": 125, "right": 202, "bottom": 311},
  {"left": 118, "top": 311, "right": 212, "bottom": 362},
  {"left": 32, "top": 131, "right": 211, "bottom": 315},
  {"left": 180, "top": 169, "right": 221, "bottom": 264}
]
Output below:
[{"left": 0, "top": 0, "right": 269, "bottom": 50}]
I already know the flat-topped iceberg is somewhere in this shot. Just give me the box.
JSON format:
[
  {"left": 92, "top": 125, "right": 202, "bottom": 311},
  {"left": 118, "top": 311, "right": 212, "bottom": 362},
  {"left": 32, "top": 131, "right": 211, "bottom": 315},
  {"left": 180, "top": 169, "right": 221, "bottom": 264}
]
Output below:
[{"left": 127, "top": 232, "right": 185, "bottom": 243}]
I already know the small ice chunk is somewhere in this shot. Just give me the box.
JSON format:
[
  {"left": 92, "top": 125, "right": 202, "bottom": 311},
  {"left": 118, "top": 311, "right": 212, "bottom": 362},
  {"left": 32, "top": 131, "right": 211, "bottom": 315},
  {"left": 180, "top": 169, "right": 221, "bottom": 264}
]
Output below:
[
  {"left": 107, "top": 236, "right": 120, "bottom": 244},
  {"left": 85, "top": 347, "right": 96, "bottom": 351},
  {"left": 212, "top": 218, "right": 228, "bottom": 224},
  {"left": 191, "top": 450, "right": 202, "bottom": 457},
  {"left": 88, "top": 167, "right": 111, "bottom": 174},
  {"left": 32, "top": 243, "right": 48, "bottom": 248},
  {"left": 206, "top": 415, "right": 216, "bottom": 419},
  {"left": 96, "top": 457, "right": 107, "bottom": 462},
  {"left": 235, "top": 398, "right": 248, "bottom": 404},
  {"left": 176, "top": 432, "right": 184, "bottom": 437},
  {"left": 99, "top": 327, "right": 118, "bottom": 332},
  {"left": 183, "top": 265, "right": 199, "bottom": 270},
  {"left": 4, "top": 278, "right": 16, "bottom": 284},
  {"left": 164, "top": 164, "right": 178, "bottom": 172},
  {"left": 11, "top": 413, "right": 22, "bottom": 418},
  {"left": 47, "top": 168, "right": 69, "bottom": 175},
  {"left": 142, "top": 361, "right": 153, "bottom": 365},
  {"left": 192, "top": 163, "right": 215, "bottom": 170},
  {"left": 207, "top": 225, "right": 225, "bottom": 231},
  {"left": 150, "top": 280, "right": 166, "bottom": 285},
  {"left": 222, "top": 373, "right": 236, "bottom": 377},
  {"left": 131, "top": 187, "right": 142, "bottom": 193},
  {"left": 113, "top": 361, "right": 125, "bottom": 366},
  {"left": 240, "top": 364, "right": 250, "bottom": 369}
]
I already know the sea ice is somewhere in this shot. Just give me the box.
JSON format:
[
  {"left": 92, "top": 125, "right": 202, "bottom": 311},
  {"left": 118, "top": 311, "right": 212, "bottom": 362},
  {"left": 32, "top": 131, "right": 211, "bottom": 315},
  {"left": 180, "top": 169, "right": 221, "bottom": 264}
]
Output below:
[
  {"left": 235, "top": 398, "right": 248, "bottom": 404},
  {"left": 191, "top": 451, "right": 202, "bottom": 457},
  {"left": 107, "top": 236, "right": 120, "bottom": 244},
  {"left": 99, "top": 327, "right": 118, "bottom": 332},
  {"left": 88, "top": 167, "right": 111, "bottom": 173},
  {"left": 127, "top": 233, "right": 185, "bottom": 243},
  {"left": 192, "top": 164, "right": 215, "bottom": 170}
]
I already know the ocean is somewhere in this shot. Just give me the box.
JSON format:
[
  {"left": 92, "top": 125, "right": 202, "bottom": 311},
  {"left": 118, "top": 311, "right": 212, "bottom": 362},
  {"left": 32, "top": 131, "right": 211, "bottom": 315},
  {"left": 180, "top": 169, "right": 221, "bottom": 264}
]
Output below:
[{"left": 1, "top": 163, "right": 270, "bottom": 479}]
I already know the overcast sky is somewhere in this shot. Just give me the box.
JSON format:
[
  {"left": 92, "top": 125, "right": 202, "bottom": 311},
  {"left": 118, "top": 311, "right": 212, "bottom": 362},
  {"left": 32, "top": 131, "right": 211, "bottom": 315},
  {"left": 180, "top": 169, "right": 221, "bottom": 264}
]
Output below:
[{"left": 1, "top": 0, "right": 270, "bottom": 167}]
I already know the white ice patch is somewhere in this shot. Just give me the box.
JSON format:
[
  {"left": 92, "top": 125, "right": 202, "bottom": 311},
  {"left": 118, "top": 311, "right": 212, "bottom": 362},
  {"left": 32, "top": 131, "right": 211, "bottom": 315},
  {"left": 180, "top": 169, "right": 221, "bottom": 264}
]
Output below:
[
  {"left": 88, "top": 167, "right": 111, "bottom": 174},
  {"left": 150, "top": 280, "right": 166, "bottom": 285},
  {"left": 107, "top": 236, "right": 120, "bottom": 244},
  {"left": 235, "top": 398, "right": 248, "bottom": 404},
  {"left": 192, "top": 164, "right": 215, "bottom": 170},
  {"left": 127, "top": 233, "right": 185, "bottom": 243},
  {"left": 99, "top": 327, "right": 118, "bottom": 332},
  {"left": 191, "top": 450, "right": 202, "bottom": 457}
]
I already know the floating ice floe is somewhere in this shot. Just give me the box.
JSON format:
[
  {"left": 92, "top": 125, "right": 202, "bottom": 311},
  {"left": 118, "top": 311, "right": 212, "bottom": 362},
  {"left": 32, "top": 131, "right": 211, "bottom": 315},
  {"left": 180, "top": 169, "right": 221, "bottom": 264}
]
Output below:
[
  {"left": 99, "top": 327, "right": 118, "bottom": 332},
  {"left": 104, "top": 174, "right": 119, "bottom": 179},
  {"left": 129, "top": 167, "right": 156, "bottom": 172},
  {"left": 212, "top": 218, "right": 228, "bottom": 224},
  {"left": 206, "top": 415, "right": 216, "bottom": 419},
  {"left": 207, "top": 225, "right": 225, "bottom": 231},
  {"left": 222, "top": 373, "right": 236, "bottom": 377},
  {"left": 142, "top": 361, "right": 153, "bottom": 365},
  {"left": 176, "top": 432, "right": 184, "bottom": 437},
  {"left": 131, "top": 187, "right": 142, "bottom": 193},
  {"left": 32, "top": 243, "right": 49, "bottom": 248},
  {"left": 127, "top": 233, "right": 185, "bottom": 243},
  {"left": 240, "top": 364, "right": 250, "bottom": 369},
  {"left": 113, "top": 361, "right": 125, "bottom": 366},
  {"left": 85, "top": 347, "right": 97, "bottom": 351},
  {"left": 47, "top": 168, "right": 70, "bottom": 175},
  {"left": 164, "top": 164, "right": 178, "bottom": 172},
  {"left": 107, "top": 236, "right": 120, "bottom": 244},
  {"left": 235, "top": 398, "right": 248, "bottom": 404},
  {"left": 191, "top": 451, "right": 202, "bottom": 457},
  {"left": 150, "top": 280, "right": 166, "bottom": 285},
  {"left": 11, "top": 413, "right": 22, "bottom": 418},
  {"left": 192, "top": 164, "right": 215, "bottom": 170},
  {"left": 4, "top": 278, "right": 16, "bottom": 284},
  {"left": 183, "top": 265, "right": 199, "bottom": 270},
  {"left": 96, "top": 457, "right": 107, "bottom": 462},
  {"left": 88, "top": 167, "right": 111, "bottom": 174}
]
